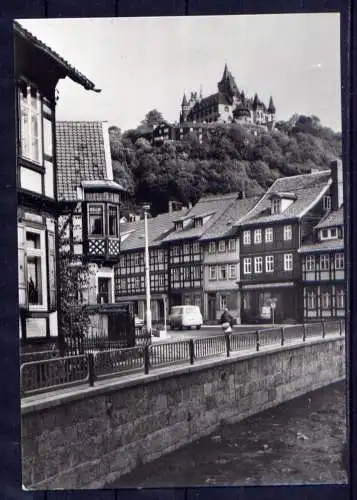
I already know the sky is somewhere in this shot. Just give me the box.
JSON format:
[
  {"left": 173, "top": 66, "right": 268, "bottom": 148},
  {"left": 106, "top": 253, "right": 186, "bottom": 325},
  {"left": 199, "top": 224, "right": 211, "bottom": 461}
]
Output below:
[{"left": 19, "top": 14, "right": 341, "bottom": 132}]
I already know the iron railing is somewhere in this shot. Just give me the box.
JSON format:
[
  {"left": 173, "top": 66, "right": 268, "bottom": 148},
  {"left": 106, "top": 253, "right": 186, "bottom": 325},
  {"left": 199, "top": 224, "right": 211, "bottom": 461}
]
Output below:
[{"left": 20, "top": 320, "right": 345, "bottom": 397}]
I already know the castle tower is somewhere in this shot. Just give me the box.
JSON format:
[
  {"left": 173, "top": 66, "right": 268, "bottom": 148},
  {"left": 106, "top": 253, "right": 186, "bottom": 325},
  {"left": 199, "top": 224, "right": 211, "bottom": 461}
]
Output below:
[
  {"left": 217, "top": 63, "right": 239, "bottom": 102},
  {"left": 267, "top": 96, "right": 276, "bottom": 124},
  {"left": 180, "top": 92, "right": 189, "bottom": 123}
]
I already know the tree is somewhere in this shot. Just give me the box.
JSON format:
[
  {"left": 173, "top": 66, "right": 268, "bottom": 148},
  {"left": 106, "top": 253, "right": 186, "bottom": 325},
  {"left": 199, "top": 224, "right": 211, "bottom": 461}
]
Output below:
[{"left": 141, "top": 109, "right": 164, "bottom": 128}]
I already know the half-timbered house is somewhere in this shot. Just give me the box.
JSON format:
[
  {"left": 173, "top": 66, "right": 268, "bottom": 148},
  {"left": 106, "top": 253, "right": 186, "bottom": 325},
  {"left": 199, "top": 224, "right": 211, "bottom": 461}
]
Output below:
[
  {"left": 199, "top": 196, "right": 260, "bottom": 323},
  {"left": 56, "top": 121, "right": 126, "bottom": 338},
  {"left": 236, "top": 160, "right": 343, "bottom": 324},
  {"left": 15, "top": 22, "right": 98, "bottom": 348},
  {"left": 299, "top": 205, "right": 345, "bottom": 321}
]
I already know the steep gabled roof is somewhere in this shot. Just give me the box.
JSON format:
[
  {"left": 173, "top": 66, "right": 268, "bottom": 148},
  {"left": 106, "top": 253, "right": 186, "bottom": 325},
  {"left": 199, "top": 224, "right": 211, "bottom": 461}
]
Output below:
[
  {"left": 236, "top": 170, "right": 332, "bottom": 226},
  {"left": 56, "top": 121, "right": 124, "bottom": 201},
  {"left": 119, "top": 209, "right": 189, "bottom": 251},
  {"left": 315, "top": 206, "right": 344, "bottom": 229},
  {"left": 14, "top": 21, "right": 97, "bottom": 91},
  {"left": 200, "top": 196, "right": 261, "bottom": 241},
  {"left": 161, "top": 193, "right": 239, "bottom": 243}
]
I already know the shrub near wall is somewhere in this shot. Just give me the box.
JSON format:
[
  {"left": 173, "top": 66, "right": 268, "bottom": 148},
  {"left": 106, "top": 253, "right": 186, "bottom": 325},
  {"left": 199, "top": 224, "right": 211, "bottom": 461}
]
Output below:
[{"left": 21, "top": 337, "right": 345, "bottom": 489}]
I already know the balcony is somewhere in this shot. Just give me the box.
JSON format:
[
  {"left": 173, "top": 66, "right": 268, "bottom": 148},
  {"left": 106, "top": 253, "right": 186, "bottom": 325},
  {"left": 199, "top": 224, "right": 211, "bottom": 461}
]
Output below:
[{"left": 86, "top": 237, "right": 120, "bottom": 261}]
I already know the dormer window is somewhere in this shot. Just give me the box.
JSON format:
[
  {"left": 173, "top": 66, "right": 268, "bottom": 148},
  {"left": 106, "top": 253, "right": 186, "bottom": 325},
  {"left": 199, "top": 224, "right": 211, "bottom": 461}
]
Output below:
[
  {"left": 175, "top": 221, "right": 183, "bottom": 231},
  {"left": 271, "top": 198, "right": 280, "bottom": 214},
  {"left": 320, "top": 227, "right": 338, "bottom": 240},
  {"left": 194, "top": 217, "right": 203, "bottom": 228}
]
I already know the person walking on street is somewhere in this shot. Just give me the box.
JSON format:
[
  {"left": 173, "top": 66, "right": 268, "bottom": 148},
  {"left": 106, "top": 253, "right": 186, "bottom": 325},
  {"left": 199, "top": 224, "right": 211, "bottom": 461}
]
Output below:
[{"left": 220, "top": 308, "right": 234, "bottom": 333}]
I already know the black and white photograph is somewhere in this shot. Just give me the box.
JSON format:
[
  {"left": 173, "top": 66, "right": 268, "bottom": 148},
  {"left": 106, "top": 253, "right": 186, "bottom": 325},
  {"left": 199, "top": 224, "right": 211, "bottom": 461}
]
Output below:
[{"left": 17, "top": 13, "right": 347, "bottom": 490}]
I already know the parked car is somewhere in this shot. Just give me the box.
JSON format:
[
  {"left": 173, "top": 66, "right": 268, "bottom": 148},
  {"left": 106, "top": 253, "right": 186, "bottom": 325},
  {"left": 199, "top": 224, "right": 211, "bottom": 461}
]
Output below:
[{"left": 169, "top": 305, "right": 203, "bottom": 330}]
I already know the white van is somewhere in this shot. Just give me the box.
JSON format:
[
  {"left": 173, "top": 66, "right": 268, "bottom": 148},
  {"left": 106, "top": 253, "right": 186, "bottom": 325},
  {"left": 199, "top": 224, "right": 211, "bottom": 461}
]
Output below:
[{"left": 169, "top": 305, "right": 203, "bottom": 330}]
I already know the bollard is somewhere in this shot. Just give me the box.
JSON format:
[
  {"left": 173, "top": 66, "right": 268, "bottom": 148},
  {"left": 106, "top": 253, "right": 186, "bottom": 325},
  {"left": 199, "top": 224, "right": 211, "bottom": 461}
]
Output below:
[
  {"left": 87, "top": 353, "right": 95, "bottom": 387},
  {"left": 256, "top": 330, "right": 260, "bottom": 352},
  {"left": 281, "top": 327, "right": 284, "bottom": 346},
  {"left": 225, "top": 333, "right": 231, "bottom": 358},
  {"left": 144, "top": 346, "right": 150, "bottom": 374},
  {"left": 189, "top": 339, "right": 195, "bottom": 365}
]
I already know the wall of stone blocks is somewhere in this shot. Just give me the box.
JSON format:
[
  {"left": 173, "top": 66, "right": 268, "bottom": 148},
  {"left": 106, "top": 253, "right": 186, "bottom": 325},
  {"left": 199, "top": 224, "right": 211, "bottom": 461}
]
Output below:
[{"left": 21, "top": 337, "right": 346, "bottom": 489}]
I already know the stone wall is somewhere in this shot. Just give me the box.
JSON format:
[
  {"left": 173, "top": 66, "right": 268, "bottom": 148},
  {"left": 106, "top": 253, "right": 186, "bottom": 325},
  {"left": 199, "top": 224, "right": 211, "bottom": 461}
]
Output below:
[{"left": 21, "top": 337, "right": 346, "bottom": 489}]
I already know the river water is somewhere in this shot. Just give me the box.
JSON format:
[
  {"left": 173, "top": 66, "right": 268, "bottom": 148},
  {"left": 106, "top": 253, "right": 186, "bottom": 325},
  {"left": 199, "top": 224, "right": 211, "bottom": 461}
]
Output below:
[{"left": 107, "top": 381, "right": 347, "bottom": 487}]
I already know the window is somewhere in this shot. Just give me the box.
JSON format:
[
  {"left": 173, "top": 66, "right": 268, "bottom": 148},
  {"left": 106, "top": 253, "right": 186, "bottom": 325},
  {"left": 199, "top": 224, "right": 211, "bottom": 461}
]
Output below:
[
  {"left": 208, "top": 241, "right": 216, "bottom": 254},
  {"left": 183, "top": 243, "right": 190, "bottom": 254},
  {"left": 194, "top": 218, "right": 203, "bottom": 228},
  {"left": 172, "top": 246, "right": 180, "bottom": 256},
  {"left": 158, "top": 274, "right": 165, "bottom": 287},
  {"left": 283, "top": 225, "right": 292, "bottom": 241},
  {"left": 20, "top": 85, "right": 42, "bottom": 164},
  {"left": 88, "top": 205, "right": 104, "bottom": 236},
  {"left": 305, "top": 255, "right": 315, "bottom": 271},
  {"left": 134, "top": 254, "right": 143, "bottom": 266},
  {"left": 307, "top": 290, "right": 316, "bottom": 309},
  {"left": 175, "top": 221, "right": 183, "bottom": 231},
  {"left": 323, "top": 195, "right": 331, "bottom": 211},
  {"left": 97, "top": 277, "right": 112, "bottom": 304},
  {"left": 321, "top": 291, "right": 330, "bottom": 309},
  {"left": 108, "top": 205, "right": 118, "bottom": 237},
  {"left": 26, "top": 230, "right": 45, "bottom": 307},
  {"left": 157, "top": 250, "right": 164, "bottom": 263},
  {"left": 265, "top": 228, "right": 273, "bottom": 243},
  {"left": 228, "top": 239, "right": 236, "bottom": 252},
  {"left": 254, "top": 229, "right": 262, "bottom": 244},
  {"left": 243, "top": 231, "right": 251, "bottom": 245},
  {"left": 172, "top": 268, "right": 179, "bottom": 281},
  {"left": 219, "top": 265, "right": 227, "bottom": 280},
  {"left": 228, "top": 264, "right": 237, "bottom": 279},
  {"left": 218, "top": 240, "right": 226, "bottom": 253},
  {"left": 271, "top": 198, "right": 280, "bottom": 214},
  {"left": 183, "top": 267, "right": 190, "bottom": 280},
  {"left": 219, "top": 295, "right": 228, "bottom": 310},
  {"left": 243, "top": 258, "right": 252, "bottom": 274},
  {"left": 284, "top": 253, "right": 293, "bottom": 271},
  {"left": 320, "top": 254, "right": 330, "bottom": 271},
  {"left": 335, "top": 253, "right": 344, "bottom": 270},
  {"left": 320, "top": 228, "right": 338, "bottom": 240},
  {"left": 254, "top": 256, "right": 263, "bottom": 273},
  {"left": 265, "top": 255, "right": 274, "bottom": 273},
  {"left": 209, "top": 266, "right": 217, "bottom": 280},
  {"left": 193, "top": 242, "right": 200, "bottom": 254},
  {"left": 336, "top": 288, "right": 345, "bottom": 308}
]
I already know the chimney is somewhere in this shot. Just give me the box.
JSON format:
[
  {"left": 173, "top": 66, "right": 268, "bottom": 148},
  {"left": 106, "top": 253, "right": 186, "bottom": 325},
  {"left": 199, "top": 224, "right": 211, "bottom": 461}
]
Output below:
[{"left": 330, "top": 159, "right": 343, "bottom": 210}]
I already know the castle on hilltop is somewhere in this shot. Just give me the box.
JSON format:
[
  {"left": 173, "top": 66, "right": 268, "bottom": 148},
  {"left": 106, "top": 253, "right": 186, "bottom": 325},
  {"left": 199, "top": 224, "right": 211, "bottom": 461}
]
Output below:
[{"left": 179, "top": 64, "right": 276, "bottom": 131}]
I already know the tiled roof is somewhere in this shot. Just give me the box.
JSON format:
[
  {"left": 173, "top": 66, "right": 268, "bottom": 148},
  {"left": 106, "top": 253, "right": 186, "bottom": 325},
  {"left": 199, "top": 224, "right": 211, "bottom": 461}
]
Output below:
[
  {"left": 298, "top": 238, "right": 344, "bottom": 253},
  {"left": 161, "top": 193, "right": 239, "bottom": 243},
  {"left": 237, "top": 170, "right": 331, "bottom": 226},
  {"left": 120, "top": 209, "right": 189, "bottom": 251},
  {"left": 14, "top": 22, "right": 96, "bottom": 91},
  {"left": 56, "top": 121, "right": 118, "bottom": 201},
  {"left": 315, "top": 206, "right": 344, "bottom": 229},
  {"left": 200, "top": 196, "right": 261, "bottom": 241}
]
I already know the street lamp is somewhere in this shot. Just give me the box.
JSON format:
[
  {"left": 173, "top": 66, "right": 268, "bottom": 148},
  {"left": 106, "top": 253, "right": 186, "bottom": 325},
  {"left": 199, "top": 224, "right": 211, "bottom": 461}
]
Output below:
[{"left": 142, "top": 203, "right": 152, "bottom": 336}]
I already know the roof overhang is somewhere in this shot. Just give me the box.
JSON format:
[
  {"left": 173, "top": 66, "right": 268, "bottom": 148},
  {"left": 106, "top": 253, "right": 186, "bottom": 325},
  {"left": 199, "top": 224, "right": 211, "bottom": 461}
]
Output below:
[{"left": 82, "top": 180, "right": 126, "bottom": 193}]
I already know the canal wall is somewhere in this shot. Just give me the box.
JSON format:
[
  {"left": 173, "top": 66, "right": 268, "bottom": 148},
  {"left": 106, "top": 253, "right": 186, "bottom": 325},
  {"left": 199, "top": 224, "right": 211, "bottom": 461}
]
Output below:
[{"left": 21, "top": 337, "right": 345, "bottom": 489}]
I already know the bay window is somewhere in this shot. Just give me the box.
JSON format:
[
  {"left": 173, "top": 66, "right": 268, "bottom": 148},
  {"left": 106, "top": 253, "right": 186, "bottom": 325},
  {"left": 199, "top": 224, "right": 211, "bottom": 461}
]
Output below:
[
  {"left": 88, "top": 205, "right": 104, "bottom": 236},
  {"left": 108, "top": 205, "right": 118, "bottom": 237}
]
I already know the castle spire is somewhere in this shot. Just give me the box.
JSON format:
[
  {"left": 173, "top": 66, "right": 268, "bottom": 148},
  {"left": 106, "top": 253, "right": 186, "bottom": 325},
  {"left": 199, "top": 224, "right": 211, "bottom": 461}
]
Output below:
[
  {"left": 222, "top": 62, "right": 229, "bottom": 80},
  {"left": 181, "top": 92, "right": 188, "bottom": 106},
  {"left": 268, "top": 96, "right": 276, "bottom": 114}
]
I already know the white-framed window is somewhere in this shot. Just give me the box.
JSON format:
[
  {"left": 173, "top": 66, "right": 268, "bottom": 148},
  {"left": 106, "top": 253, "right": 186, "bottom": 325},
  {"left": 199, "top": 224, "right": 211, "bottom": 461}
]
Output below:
[
  {"left": 183, "top": 243, "right": 190, "bottom": 254},
  {"left": 228, "top": 239, "right": 236, "bottom": 252},
  {"left": 193, "top": 242, "right": 200, "bottom": 254},
  {"left": 271, "top": 198, "right": 280, "bottom": 214},
  {"left": 134, "top": 253, "right": 143, "bottom": 266},
  {"left": 157, "top": 250, "right": 164, "bottom": 263},
  {"left": 158, "top": 274, "right": 165, "bottom": 287},
  {"left": 108, "top": 204, "right": 118, "bottom": 237},
  {"left": 208, "top": 241, "right": 216, "bottom": 254},
  {"left": 336, "top": 288, "right": 345, "bottom": 308},
  {"left": 307, "top": 290, "right": 316, "bottom": 309},
  {"left": 26, "top": 229, "right": 47, "bottom": 308},
  {"left": 265, "top": 255, "right": 274, "bottom": 273},
  {"left": 323, "top": 195, "right": 331, "bottom": 211},
  {"left": 19, "top": 84, "right": 42, "bottom": 164},
  {"left": 172, "top": 245, "right": 180, "bottom": 256},
  {"left": 265, "top": 228, "right": 273, "bottom": 243},
  {"left": 335, "top": 253, "right": 344, "bottom": 270},
  {"left": 228, "top": 264, "right": 237, "bottom": 279},
  {"left": 243, "top": 258, "right": 252, "bottom": 274},
  {"left": 219, "top": 295, "right": 228, "bottom": 310},
  {"left": 193, "top": 266, "right": 200, "bottom": 279},
  {"left": 254, "top": 229, "right": 262, "bottom": 244},
  {"left": 284, "top": 253, "right": 293, "bottom": 271},
  {"left": 254, "top": 256, "right": 263, "bottom": 273},
  {"left": 97, "top": 277, "right": 113, "bottom": 304},
  {"left": 320, "top": 254, "right": 330, "bottom": 271},
  {"left": 218, "top": 240, "right": 226, "bottom": 253},
  {"left": 305, "top": 255, "right": 315, "bottom": 271},
  {"left": 283, "top": 225, "right": 292, "bottom": 241},
  {"left": 321, "top": 290, "right": 330, "bottom": 309},
  {"left": 88, "top": 204, "right": 104, "bottom": 236},
  {"left": 183, "top": 267, "right": 190, "bottom": 280},
  {"left": 320, "top": 227, "right": 338, "bottom": 240},
  {"left": 219, "top": 265, "right": 227, "bottom": 280},
  {"left": 243, "top": 231, "right": 251, "bottom": 245},
  {"left": 172, "top": 268, "right": 180, "bottom": 281},
  {"left": 209, "top": 266, "right": 217, "bottom": 280}
]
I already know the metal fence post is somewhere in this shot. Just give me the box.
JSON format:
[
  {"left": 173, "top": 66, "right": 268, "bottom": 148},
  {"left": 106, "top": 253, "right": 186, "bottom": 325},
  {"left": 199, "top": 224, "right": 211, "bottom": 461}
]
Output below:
[
  {"left": 189, "top": 339, "right": 195, "bottom": 365},
  {"left": 302, "top": 324, "right": 306, "bottom": 342},
  {"left": 225, "top": 333, "right": 231, "bottom": 358},
  {"left": 256, "top": 331, "right": 260, "bottom": 352},
  {"left": 144, "top": 346, "right": 150, "bottom": 374},
  {"left": 322, "top": 321, "right": 325, "bottom": 339},
  {"left": 88, "top": 353, "right": 95, "bottom": 387},
  {"left": 281, "top": 327, "right": 284, "bottom": 346},
  {"left": 340, "top": 320, "right": 343, "bottom": 336}
]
